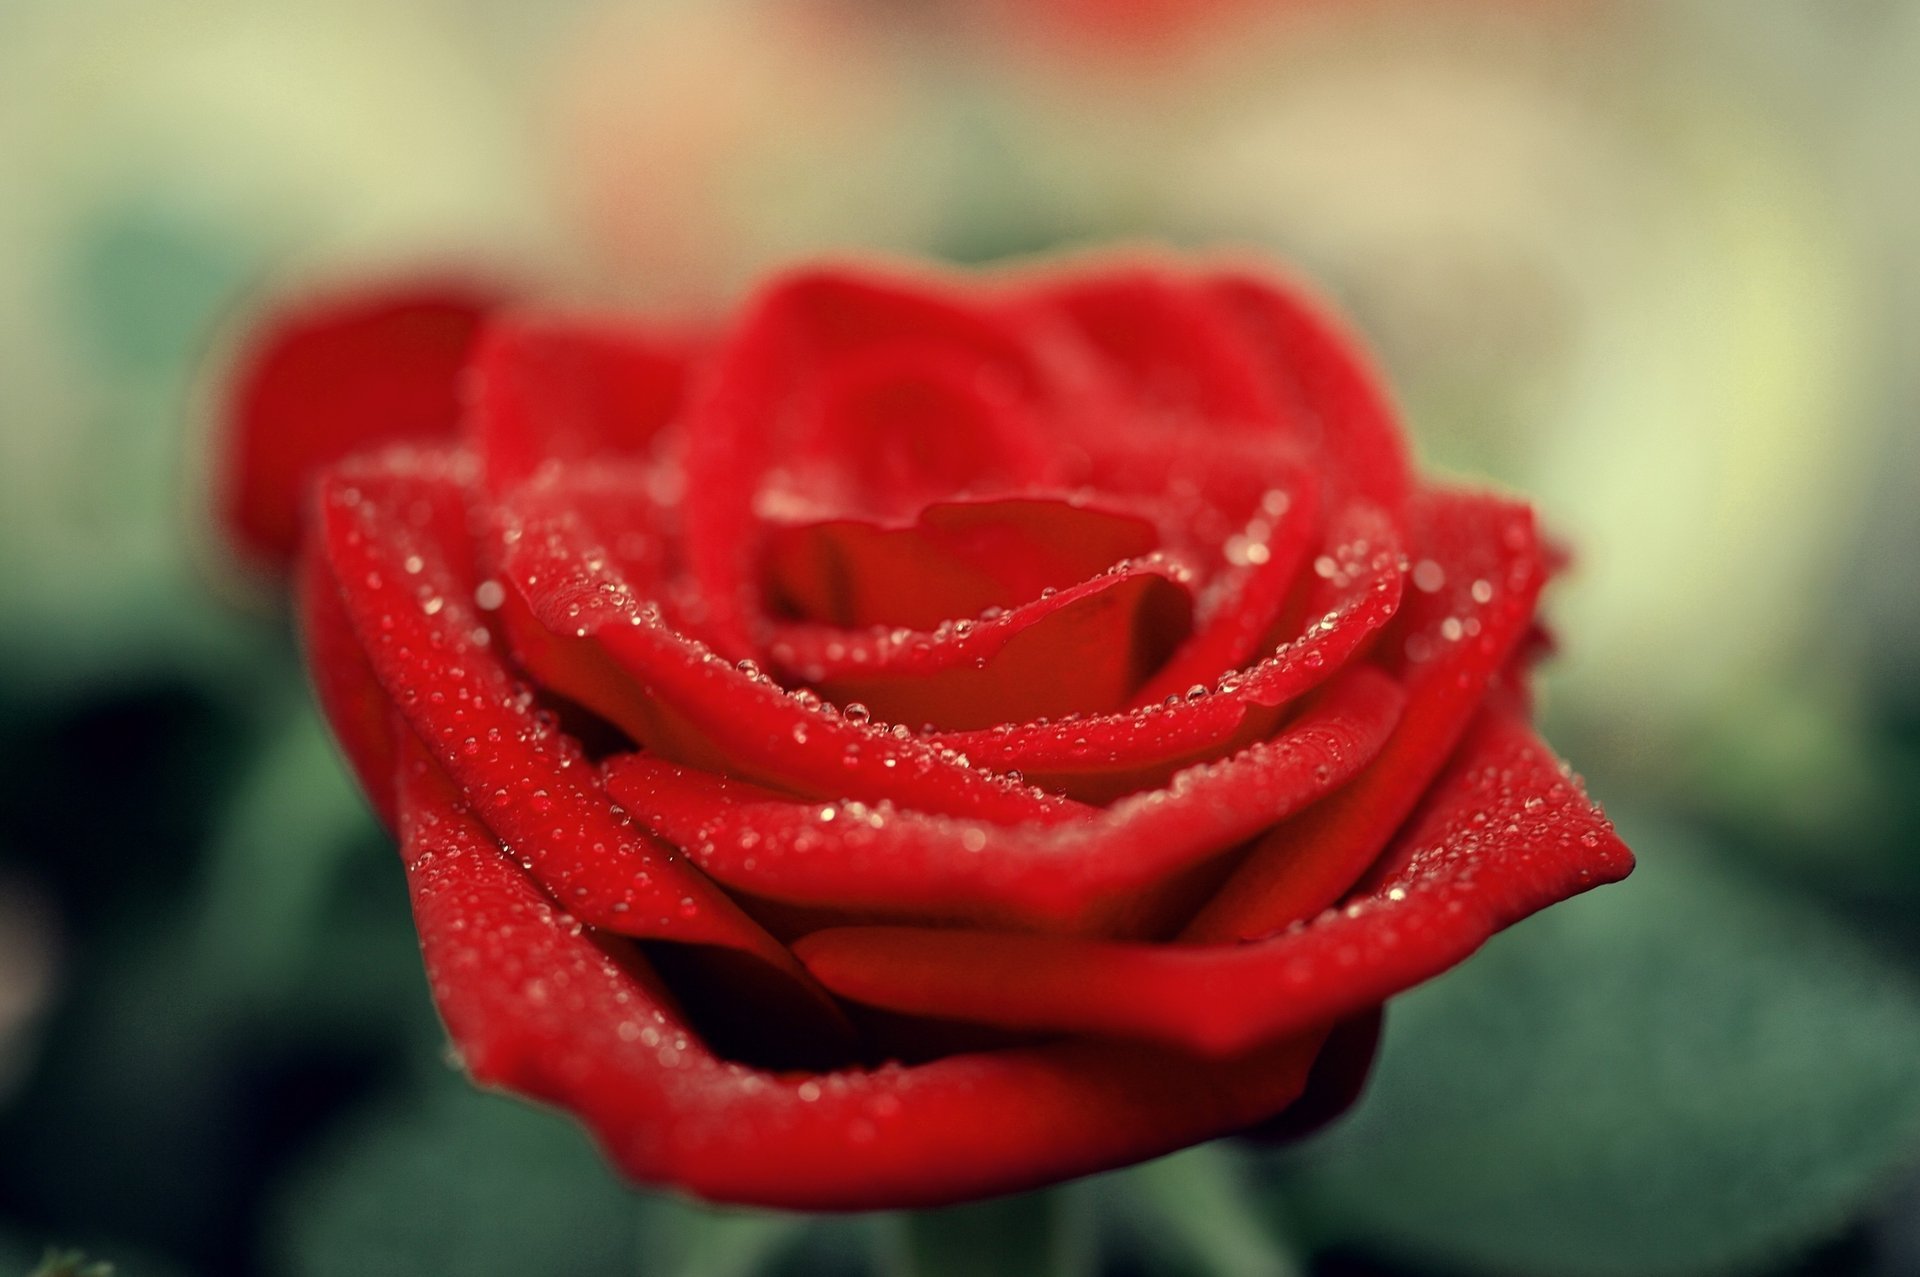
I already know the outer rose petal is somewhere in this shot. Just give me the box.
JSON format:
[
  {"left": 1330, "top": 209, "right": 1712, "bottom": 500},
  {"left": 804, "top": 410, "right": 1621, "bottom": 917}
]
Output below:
[
  {"left": 468, "top": 311, "right": 705, "bottom": 491},
  {"left": 603, "top": 665, "right": 1404, "bottom": 937},
  {"left": 793, "top": 704, "right": 1632, "bottom": 1057},
  {"left": 400, "top": 747, "right": 1331, "bottom": 1209},
  {"left": 1183, "top": 487, "right": 1544, "bottom": 942},
  {"left": 216, "top": 281, "right": 500, "bottom": 570},
  {"left": 298, "top": 531, "right": 401, "bottom": 826},
  {"left": 1246, "top": 1009, "right": 1385, "bottom": 1144},
  {"left": 310, "top": 452, "right": 850, "bottom": 1046}
]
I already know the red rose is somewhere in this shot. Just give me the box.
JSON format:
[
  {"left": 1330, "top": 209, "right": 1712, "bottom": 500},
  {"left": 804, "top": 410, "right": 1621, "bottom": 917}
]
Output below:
[{"left": 213, "top": 256, "right": 1631, "bottom": 1209}]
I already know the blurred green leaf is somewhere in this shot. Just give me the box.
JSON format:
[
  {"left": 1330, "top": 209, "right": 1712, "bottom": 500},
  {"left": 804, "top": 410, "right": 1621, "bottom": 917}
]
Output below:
[
  {"left": 193, "top": 697, "right": 382, "bottom": 999},
  {"left": 1276, "top": 812, "right": 1920, "bottom": 1277},
  {"left": 1681, "top": 685, "right": 1913, "bottom": 901},
  {"left": 0, "top": 571, "right": 288, "bottom": 750},
  {"left": 274, "top": 1083, "right": 637, "bottom": 1277},
  {"left": 0, "top": 812, "right": 423, "bottom": 1273}
]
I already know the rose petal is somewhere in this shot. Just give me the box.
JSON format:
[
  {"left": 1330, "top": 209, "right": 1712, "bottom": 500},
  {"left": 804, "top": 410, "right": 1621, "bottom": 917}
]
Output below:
[
  {"left": 682, "top": 266, "right": 1051, "bottom": 656},
  {"left": 763, "top": 497, "right": 1162, "bottom": 631},
  {"left": 469, "top": 311, "right": 704, "bottom": 490},
  {"left": 925, "top": 503, "right": 1404, "bottom": 801},
  {"left": 298, "top": 529, "right": 402, "bottom": 825},
  {"left": 1130, "top": 477, "right": 1321, "bottom": 706},
  {"left": 400, "top": 752, "right": 1329, "bottom": 1209},
  {"left": 1009, "top": 263, "right": 1282, "bottom": 427},
  {"left": 1241, "top": 1008, "right": 1384, "bottom": 1143},
  {"left": 492, "top": 481, "right": 1076, "bottom": 824},
  {"left": 604, "top": 665, "right": 1403, "bottom": 937},
  {"left": 769, "top": 562, "right": 1194, "bottom": 731},
  {"left": 216, "top": 281, "right": 499, "bottom": 570},
  {"left": 1205, "top": 269, "right": 1412, "bottom": 513},
  {"left": 1182, "top": 488, "right": 1545, "bottom": 942},
  {"left": 793, "top": 705, "right": 1632, "bottom": 1057},
  {"left": 1061, "top": 420, "right": 1313, "bottom": 554},
  {"left": 775, "top": 340, "right": 1061, "bottom": 519},
  {"left": 311, "top": 452, "right": 842, "bottom": 1030}
]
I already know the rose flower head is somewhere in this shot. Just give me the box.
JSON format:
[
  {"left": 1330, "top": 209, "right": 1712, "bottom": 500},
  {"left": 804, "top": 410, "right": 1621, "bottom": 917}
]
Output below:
[{"left": 211, "top": 255, "right": 1632, "bottom": 1209}]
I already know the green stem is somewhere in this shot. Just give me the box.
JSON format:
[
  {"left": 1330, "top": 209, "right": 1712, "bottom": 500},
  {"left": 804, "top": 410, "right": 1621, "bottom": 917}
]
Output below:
[
  {"left": 637, "top": 1199, "right": 807, "bottom": 1277},
  {"left": 1124, "top": 1145, "right": 1303, "bottom": 1277},
  {"left": 877, "top": 1184, "right": 1097, "bottom": 1277}
]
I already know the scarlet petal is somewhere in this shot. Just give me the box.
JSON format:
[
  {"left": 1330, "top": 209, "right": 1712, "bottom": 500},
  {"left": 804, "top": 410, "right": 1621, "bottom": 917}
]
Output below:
[
  {"left": 493, "top": 484, "right": 1075, "bottom": 824},
  {"left": 1244, "top": 1009, "right": 1384, "bottom": 1143},
  {"left": 312, "top": 455, "right": 842, "bottom": 1036},
  {"left": 794, "top": 706, "right": 1631, "bottom": 1057},
  {"left": 605, "top": 666, "right": 1404, "bottom": 937},
  {"left": 1012, "top": 264, "right": 1281, "bottom": 426},
  {"left": 682, "top": 267, "right": 1047, "bottom": 656},
  {"left": 400, "top": 756, "right": 1330, "bottom": 1209},
  {"left": 784, "top": 342, "right": 1059, "bottom": 517},
  {"left": 1206, "top": 270, "right": 1412, "bottom": 514},
  {"left": 297, "top": 530, "right": 400, "bottom": 826},
  {"left": 1183, "top": 488, "right": 1546, "bottom": 942},
  {"left": 469, "top": 312, "right": 704, "bottom": 490},
  {"left": 925, "top": 504, "right": 1404, "bottom": 801},
  {"left": 1131, "top": 477, "right": 1321, "bottom": 707},
  {"left": 771, "top": 565, "right": 1194, "bottom": 732},
  {"left": 216, "top": 281, "right": 499, "bottom": 570},
  {"left": 764, "top": 497, "right": 1161, "bottom": 631}
]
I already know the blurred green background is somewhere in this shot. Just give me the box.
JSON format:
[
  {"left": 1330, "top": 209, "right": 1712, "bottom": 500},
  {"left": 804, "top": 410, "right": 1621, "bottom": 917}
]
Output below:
[{"left": 2, "top": 1, "right": 1918, "bottom": 1274}]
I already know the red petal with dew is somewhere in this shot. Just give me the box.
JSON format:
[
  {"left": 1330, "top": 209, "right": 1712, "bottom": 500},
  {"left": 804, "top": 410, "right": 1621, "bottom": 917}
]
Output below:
[
  {"left": 216, "top": 281, "right": 499, "bottom": 570},
  {"left": 794, "top": 704, "right": 1632, "bottom": 1057},
  {"left": 1205, "top": 269, "right": 1412, "bottom": 513},
  {"left": 491, "top": 481, "right": 1076, "bottom": 824},
  {"left": 400, "top": 750, "right": 1330, "bottom": 1209},
  {"left": 1182, "top": 487, "right": 1545, "bottom": 942},
  {"left": 1007, "top": 263, "right": 1283, "bottom": 427},
  {"left": 770, "top": 562, "right": 1193, "bottom": 731},
  {"left": 312, "top": 452, "right": 844, "bottom": 1044},
  {"left": 605, "top": 665, "right": 1403, "bottom": 937},
  {"left": 469, "top": 311, "right": 704, "bottom": 490},
  {"left": 925, "top": 503, "right": 1403, "bottom": 800},
  {"left": 764, "top": 497, "right": 1161, "bottom": 631},
  {"left": 680, "top": 267, "right": 1055, "bottom": 656}
]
